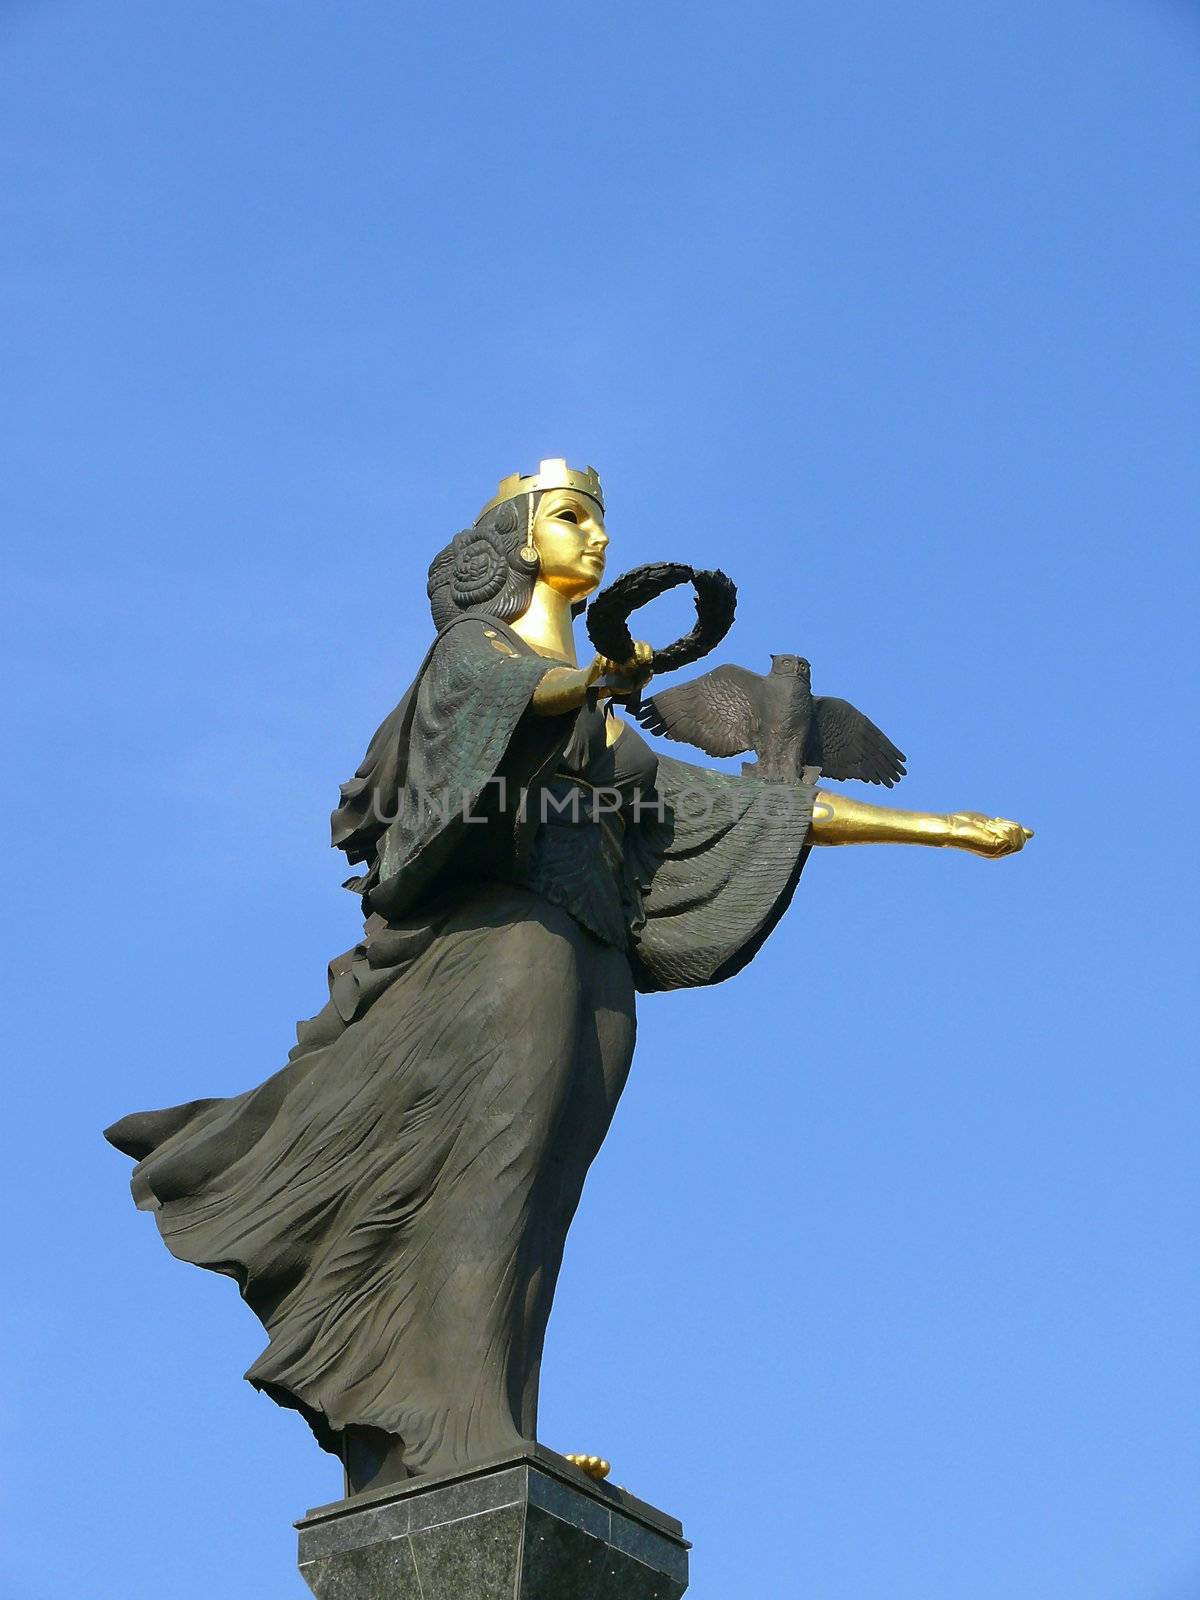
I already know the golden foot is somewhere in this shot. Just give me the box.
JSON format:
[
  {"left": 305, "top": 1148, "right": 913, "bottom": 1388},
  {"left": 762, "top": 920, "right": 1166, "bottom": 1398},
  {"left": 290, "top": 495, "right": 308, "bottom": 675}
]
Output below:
[
  {"left": 947, "top": 812, "right": 1035, "bottom": 859},
  {"left": 564, "top": 1453, "right": 611, "bottom": 1481}
]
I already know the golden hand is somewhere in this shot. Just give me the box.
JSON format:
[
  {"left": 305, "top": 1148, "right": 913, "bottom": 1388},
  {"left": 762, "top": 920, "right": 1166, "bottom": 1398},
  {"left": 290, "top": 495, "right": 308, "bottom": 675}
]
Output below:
[
  {"left": 945, "top": 812, "right": 1035, "bottom": 859},
  {"left": 564, "top": 1453, "right": 611, "bottom": 1481},
  {"left": 589, "top": 638, "right": 654, "bottom": 703}
]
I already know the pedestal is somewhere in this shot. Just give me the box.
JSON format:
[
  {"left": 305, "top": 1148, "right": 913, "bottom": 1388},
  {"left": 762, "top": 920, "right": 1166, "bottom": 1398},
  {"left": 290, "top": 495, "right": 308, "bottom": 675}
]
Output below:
[{"left": 296, "top": 1445, "right": 690, "bottom": 1599}]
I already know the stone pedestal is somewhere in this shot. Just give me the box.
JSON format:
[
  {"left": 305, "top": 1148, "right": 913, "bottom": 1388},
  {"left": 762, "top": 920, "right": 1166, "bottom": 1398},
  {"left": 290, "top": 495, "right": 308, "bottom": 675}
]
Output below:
[{"left": 296, "top": 1445, "right": 689, "bottom": 1599}]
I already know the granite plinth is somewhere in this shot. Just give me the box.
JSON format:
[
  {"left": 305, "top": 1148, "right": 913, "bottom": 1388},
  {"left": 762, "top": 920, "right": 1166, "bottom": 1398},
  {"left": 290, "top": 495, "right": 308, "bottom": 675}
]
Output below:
[{"left": 296, "top": 1445, "right": 689, "bottom": 1599}]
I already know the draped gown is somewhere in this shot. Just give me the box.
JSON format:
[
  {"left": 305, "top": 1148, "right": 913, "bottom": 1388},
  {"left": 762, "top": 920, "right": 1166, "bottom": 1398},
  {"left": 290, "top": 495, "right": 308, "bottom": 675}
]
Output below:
[{"left": 105, "top": 615, "right": 816, "bottom": 1480}]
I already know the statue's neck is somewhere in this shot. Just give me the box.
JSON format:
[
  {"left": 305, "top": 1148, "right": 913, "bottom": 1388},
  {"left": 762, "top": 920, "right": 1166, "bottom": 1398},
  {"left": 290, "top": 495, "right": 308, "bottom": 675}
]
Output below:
[{"left": 509, "top": 582, "right": 579, "bottom": 665}]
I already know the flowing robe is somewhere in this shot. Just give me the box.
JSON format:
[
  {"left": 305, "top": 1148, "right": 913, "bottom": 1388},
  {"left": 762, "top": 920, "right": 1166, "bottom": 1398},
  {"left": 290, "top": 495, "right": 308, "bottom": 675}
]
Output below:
[{"left": 106, "top": 616, "right": 815, "bottom": 1478}]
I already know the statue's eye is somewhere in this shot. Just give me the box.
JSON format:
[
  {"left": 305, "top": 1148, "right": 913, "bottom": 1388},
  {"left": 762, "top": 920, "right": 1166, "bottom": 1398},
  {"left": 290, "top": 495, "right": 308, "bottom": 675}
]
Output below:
[{"left": 556, "top": 510, "right": 579, "bottom": 524}]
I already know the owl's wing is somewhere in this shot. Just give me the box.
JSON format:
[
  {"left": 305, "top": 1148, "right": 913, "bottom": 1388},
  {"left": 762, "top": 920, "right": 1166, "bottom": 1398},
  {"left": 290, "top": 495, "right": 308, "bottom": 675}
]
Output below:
[
  {"left": 811, "top": 697, "right": 907, "bottom": 786},
  {"left": 635, "top": 664, "right": 763, "bottom": 758}
]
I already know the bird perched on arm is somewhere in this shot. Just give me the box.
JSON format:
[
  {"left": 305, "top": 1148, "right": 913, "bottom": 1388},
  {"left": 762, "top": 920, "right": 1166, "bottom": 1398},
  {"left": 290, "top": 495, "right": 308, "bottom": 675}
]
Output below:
[{"left": 635, "top": 654, "right": 906, "bottom": 786}]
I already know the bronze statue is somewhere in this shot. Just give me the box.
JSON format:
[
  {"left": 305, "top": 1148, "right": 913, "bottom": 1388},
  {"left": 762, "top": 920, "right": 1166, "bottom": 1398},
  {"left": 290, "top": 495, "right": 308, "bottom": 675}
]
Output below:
[{"left": 105, "top": 459, "right": 1031, "bottom": 1495}]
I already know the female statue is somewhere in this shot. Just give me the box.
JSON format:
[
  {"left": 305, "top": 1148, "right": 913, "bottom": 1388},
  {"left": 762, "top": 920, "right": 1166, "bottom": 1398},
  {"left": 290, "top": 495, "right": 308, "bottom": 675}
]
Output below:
[{"left": 105, "top": 460, "right": 1031, "bottom": 1493}]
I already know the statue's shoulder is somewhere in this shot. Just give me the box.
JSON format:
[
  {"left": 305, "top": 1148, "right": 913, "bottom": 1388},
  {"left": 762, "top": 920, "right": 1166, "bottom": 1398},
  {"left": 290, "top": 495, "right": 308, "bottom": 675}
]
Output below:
[
  {"left": 429, "top": 613, "right": 531, "bottom": 672},
  {"left": 432, "top": 611, "right": 501, "bottom": 650}
]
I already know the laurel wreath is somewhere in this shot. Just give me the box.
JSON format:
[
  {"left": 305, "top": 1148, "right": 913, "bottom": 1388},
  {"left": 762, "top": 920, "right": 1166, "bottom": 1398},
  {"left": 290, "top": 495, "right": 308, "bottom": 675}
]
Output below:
[{"left": 584, "top": 561, "right": 738, "bottom": 675}]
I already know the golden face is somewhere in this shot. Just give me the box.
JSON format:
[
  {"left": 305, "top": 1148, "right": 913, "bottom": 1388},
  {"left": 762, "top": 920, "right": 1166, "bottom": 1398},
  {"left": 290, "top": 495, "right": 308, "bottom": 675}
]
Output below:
[{"left": 530, "top": 489, "right": 608, "bottom": 602}]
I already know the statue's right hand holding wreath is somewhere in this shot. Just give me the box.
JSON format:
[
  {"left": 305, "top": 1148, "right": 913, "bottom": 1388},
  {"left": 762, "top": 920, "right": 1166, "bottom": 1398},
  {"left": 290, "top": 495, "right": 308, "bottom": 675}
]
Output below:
[{"left": 586, "top": 638, "right": 656, "bottom": 702}]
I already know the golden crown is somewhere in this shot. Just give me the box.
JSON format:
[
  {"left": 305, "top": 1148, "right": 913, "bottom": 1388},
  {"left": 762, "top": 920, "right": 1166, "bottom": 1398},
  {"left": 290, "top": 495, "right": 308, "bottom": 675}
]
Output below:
[{"left": 475, "top": 458, "right": 604, "bottom": 523}]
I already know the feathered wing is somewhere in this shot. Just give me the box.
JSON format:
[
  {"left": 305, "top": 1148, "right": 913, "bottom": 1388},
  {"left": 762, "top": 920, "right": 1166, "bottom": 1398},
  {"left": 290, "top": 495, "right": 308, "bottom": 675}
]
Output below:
[
  {"left": 635, "top": 664, "right": 764, "bottom": 758},
  {"left": 811, "top": 697, "right": 907, "bottom": 786}
]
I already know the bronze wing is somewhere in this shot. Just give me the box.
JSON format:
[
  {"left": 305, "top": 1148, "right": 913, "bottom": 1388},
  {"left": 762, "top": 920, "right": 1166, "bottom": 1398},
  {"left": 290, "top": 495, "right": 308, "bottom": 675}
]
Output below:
[
  {"left": 811, "top": 697, "right": 907, "bottom": 786},
  {"left": 635, "top": 664, "right": 765, "bottom": 758}
]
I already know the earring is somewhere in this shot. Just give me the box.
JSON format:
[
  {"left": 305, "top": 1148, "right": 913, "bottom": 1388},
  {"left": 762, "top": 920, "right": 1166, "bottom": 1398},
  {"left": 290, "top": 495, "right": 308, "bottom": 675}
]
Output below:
[{"left": 520, "top": 496, "right": 537, "bottom": 565}]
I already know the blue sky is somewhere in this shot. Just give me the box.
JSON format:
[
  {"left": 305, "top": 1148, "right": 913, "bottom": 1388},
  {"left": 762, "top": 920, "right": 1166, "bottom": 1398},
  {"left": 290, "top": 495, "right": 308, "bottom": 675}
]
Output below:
[{"left": 2, "top": 2, "right": 1197, "bottom": 1597}]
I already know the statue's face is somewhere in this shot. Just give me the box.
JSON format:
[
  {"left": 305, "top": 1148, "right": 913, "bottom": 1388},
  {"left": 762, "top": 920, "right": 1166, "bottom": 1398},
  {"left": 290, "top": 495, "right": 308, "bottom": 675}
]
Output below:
[{"left": 530, "top": 490, "right": 608, "bottom": 602}]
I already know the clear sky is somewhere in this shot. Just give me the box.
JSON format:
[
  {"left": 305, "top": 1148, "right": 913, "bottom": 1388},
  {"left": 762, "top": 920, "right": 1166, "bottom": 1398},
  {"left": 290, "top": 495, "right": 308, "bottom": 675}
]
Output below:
[{"left": 2, "top": 2, "right": 1197, "bottom": 1597}]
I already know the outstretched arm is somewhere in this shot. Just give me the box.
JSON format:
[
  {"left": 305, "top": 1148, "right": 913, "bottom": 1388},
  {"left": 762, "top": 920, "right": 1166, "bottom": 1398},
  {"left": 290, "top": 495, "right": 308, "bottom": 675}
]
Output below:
[{"left": 810, "top": 788, "right": 1033, "bottom": 859}]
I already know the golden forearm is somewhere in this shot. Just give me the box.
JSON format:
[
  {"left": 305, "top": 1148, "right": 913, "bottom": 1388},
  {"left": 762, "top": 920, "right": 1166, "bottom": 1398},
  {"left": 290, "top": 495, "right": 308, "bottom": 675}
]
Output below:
[
  {"left": 810, "top": 789, "right": 1033, "bottom": 859},
  {"left": 810, "top": 789, "right": 946, "bottom": 845},
  {"left": 530, "top": 661, "right": 603, "bottom": 716},
  {"left": 529, "top": 644, "right": 654, "bottom": 717}
]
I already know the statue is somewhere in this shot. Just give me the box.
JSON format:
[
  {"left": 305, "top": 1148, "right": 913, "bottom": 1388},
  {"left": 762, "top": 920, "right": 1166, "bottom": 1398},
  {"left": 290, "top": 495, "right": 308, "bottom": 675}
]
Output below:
[{"left": 105, "top": 460, "right": 1031, "bottom": 1498}]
